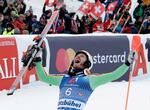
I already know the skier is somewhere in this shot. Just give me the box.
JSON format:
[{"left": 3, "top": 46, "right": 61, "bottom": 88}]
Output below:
[{"left": 22, "top": 39, "right": 135, "bottom": 110}]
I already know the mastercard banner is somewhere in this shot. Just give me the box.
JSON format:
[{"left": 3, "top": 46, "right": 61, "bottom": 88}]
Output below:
[
  {"left": 0, "top": 37, "right": 19, "bottom": 90},
  {"left": 45, "top": 35, "right": 130, "bottom": 81}
]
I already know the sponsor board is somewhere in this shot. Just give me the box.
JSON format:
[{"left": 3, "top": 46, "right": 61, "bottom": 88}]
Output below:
[
  {"left": 0, "top": 37, "right": 19, "bottom": 90},
  {"left": 0, "top": 34, "right": 150, "bottom": 91},
  {"left": 45, "top": 35, "right": 129, "bottom": 81}
]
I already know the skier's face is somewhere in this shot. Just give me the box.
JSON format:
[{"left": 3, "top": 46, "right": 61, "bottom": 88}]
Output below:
[{"left": 72, "top": 53, "right": 87, "bottom": 69}]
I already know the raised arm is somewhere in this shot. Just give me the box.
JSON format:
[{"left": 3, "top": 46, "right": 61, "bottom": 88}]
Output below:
[
  {"left": 89, "top": 63, "right": 129, "bottom": 90},
  {"left": 89, "top": 51, "right": 135, "bottom": 90},
  {"left": 35, "top": 61, "right": 63, "bottom": 86}
]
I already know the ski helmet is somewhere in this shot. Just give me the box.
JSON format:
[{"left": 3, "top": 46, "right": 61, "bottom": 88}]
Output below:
[{"left": 74, "top": 50, "right": 93, "bottom": 70}]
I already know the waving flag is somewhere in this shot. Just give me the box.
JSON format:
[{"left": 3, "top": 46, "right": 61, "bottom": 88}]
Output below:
[
  {"left": 89, "top": 1, "right": 105, "bottom": 19},
  {"left": 107, "top": 1, "right": 118, "bottom": 14},
  {"left": 45, "top": 0, "right": 58, "bottom": 7},
  {"left": 78, "top": 0, "right": 93, "bottom": 15}
]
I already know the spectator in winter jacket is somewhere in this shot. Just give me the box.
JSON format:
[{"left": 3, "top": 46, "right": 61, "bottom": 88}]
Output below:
[
  {"left": 143, "top": 4, "right": 150, "bottom": 18},
  {"left": 42, "top": 3, "right": 52, "bottom": 20},
  {"left": 2, "top": 23, "right": 14, "bottom": 35},
  {"left": 31, "top": 16, "right": 46, "bottom": 34},
  {"left": 10, "top": 10, "right": 19, "bottom": 21},
  {"left": 13, "top": 14, "right": 26, "bottom": 33},
  {"left": 25, "top": 9, "right": 38, "bottom": 33},
  {"left": 143, "top": 16, "right": 150, "bottom": 34},
  {"left": 0, "top": 0, "right": 7, "bottom": 14},
  {"left": 14, "top": 0, "right": 26, "bottom": 14},
  {"left": 134, "top": 16, "right": 143, "bottom": 32},
  {"left": 59, "top": 3, "right": 68, "bottom": 20},
  {"left": 133, "top": 0, "right": 144, "bottom": 21},
  {"left": 3, "top": 3, "right": 17, "bottom": 16},
  {"left": 56, "top": 18, "right": 65, "bottom": 33},
  {"left": 3, "top": 13, "right": 12, "bottom": 27}
]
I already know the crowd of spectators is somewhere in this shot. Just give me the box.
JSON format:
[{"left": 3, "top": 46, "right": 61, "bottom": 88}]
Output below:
[{"left": 0, "top": 0, "right": 149, "bottom": 35}]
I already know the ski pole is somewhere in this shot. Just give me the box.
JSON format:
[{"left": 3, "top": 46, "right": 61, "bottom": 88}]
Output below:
[{"left": 124, "top": 42, "right": 141, "bottom": 110}]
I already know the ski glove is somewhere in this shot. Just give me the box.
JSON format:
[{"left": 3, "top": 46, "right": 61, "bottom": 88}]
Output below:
[
  {"left": 125, "top": 51, "right": 136, "bottom": 66},
  {"left": 21, "top": 36, "right": 45, "bottom": 70}
]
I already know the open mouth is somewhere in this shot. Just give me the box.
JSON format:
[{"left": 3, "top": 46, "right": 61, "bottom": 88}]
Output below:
[{"left": 74, "top": 59, "right": 80, "bottom": 63}]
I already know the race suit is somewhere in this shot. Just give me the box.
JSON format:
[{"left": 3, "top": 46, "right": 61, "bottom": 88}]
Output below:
[{"left": 35, "top": 62, "right": 129, "bottom": 110}]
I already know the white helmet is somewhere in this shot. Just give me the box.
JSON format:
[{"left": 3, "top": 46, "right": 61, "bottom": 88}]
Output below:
[{"left": 75, "top": 50, "right": 93, "bottom": 70}]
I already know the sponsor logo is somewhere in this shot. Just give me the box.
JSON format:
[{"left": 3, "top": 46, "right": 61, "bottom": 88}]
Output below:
[
  {"left": 68, "top": 78, "right": 76, "bottom": 84},
  {"left": 55, "top": 48, "right": 127, "bottom": 73},
  {"left": 56, "top": 48, "right": 75, "bottom": 72},
  {"left": 46, "top": 35, "right": 129, "bottom": 80},
  {"left": 0, "top": 38, "right": 19, "bottom": 90},
  {"left": 92, "top": 51, "right": 126, "bottom": 64},
  {"left": 58, "top": 99, "right": 84, "bottom": 109}
]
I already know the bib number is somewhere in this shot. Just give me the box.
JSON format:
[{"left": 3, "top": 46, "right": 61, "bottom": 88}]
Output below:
[{"left": 65, "top": 88, "right": 72, "bottom": 96}]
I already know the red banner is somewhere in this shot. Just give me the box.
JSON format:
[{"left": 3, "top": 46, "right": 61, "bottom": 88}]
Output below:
[{"left": 0, "top": 37, "right": 19, "bottom": 90}]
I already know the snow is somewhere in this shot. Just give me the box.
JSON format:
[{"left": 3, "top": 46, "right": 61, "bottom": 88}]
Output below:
[{"left": 0, "top": 79, "right": 150, "bottom": 110}]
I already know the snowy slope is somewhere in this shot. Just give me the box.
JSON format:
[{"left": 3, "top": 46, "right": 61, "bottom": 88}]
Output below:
[{"left": 0, "top": 80, "right": 150, "bottom": 110}]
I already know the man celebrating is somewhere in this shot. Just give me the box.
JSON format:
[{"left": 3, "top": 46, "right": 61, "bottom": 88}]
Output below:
[{"left": 22, "top": 42, "right": 135, "bottom": 110}]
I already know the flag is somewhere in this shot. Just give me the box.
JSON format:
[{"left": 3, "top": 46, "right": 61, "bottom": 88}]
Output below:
[
  {"left": 107, "top": 1, "right": 118, "bottom": 14},
  {"left": 89, "top": 1, "right": 105, "bottom": 19},
  {"left": 45, "top": 0, "right": 58, "bottom": 7},
  {"left": 78, "top": 0, "right": 93, "bottom": 15}
]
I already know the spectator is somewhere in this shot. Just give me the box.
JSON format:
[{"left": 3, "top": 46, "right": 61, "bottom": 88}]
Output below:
[
  {"left": 3, "top": 13, "right": 12, "bottom": 25},
  {"left": 77, "top": 15, "right": 90, "bottom": 34},
  {"left": 3, "top": 3, "right": 17, "bottom": 16},
  {"left": 22, "top": 29, "right": 29, "bottom": 34},
  {"left": 31, "top": 16, "right": 46, "bottom": 34},
  {"left": 2, "top": 22, "right": 14, "bottom": 35},
  {"left": 14, "top": 0, "right": 26, "bottom": 14},
  {"left": 42, "top": 3, "right": 52, "bottom": 19},
  {"left": 133, "top": 0, "right": 144, "bottom": 21},
  {"left": 14, "top": 28, "right": 20, "bottom": 34},
  {"left": 59, "top": 3, "right": 68, "bottom": 20},
  {"left": 143, "top": 4, "right": 150, "bottom": 18},
  {"left": 134, "top": 16, "right": 143, "bottom": 33},
  {"left": 143, "top": 16, "right": 150, "bottom": 34},
  {"left": 70, "top": 12, "right": 78, "bottom": 34},
  {"left": 0, "top": 13, "right": 5, "bottom": 34},
  {"left": 25, "top": 9, "right": 37, "bottom": 33},
  {"left": 0, "top": 0, "right": 7, "bottom": 13},
  {"left": 10, "top": 10, "right": 19, "bottom": 21},
  {"left": 56, "top": 18, "right": 65, "bottom": 33},
  {"left": 13, "top": 14, "right": 26, "bottom": 33}
]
